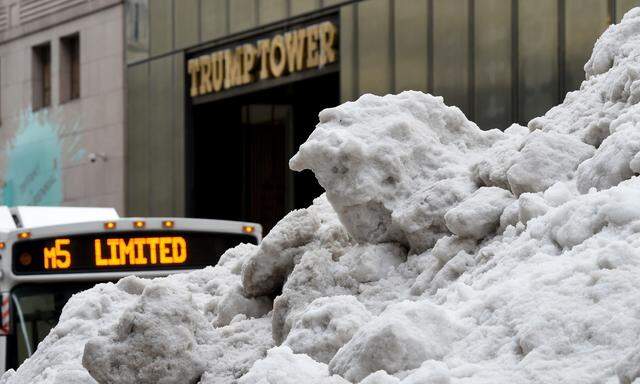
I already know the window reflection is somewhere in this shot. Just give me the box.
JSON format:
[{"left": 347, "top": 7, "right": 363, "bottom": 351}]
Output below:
[{"left": 126, "top": 0, "right": 149, "bottom": 63}]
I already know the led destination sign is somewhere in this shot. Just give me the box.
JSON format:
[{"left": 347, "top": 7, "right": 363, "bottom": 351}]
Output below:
[{"left": 12, "top": 231, "right": 257, "bottom": 275}]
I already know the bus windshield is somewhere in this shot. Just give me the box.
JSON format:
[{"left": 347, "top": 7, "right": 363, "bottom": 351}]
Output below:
[{"left": 6, "top": 283, "right": 96, "bottom": 370}]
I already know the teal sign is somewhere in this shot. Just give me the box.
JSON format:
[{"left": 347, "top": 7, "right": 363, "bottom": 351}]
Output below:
[{"left": 1, "top": 110, "right": 84, "bottom": 206}]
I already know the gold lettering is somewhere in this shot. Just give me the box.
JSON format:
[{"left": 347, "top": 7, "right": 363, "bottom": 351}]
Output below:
[
  {"left": 212, "top": 51, "right": 224, "bottom": 92},
  {"left": 269, "top": 35, "right": 286, "bottom": 78},
  {"left": 198, "top": 55, "right": 213, "bottom": 95},
  {"left": 285, "top": 29, "right": 306, "bottom": 73},
  {"left": 56, "top": 239, "right": 71, "bottom": 269},
  {"left": 107, "top": 239, "right": 120, "bottom": 266},
  {"left": 134, "top": 238, "right": 146, "bottom": 264},
  {"left": 257, "top": 39, "right": 270, "bottom": 80},
  {"left": 241, "top": 44, "right": 257, "bottom": 85},
  {"left": 93, "top": 237, "right": 190, "bottom": 267},
  {"left": 306, "top": 24, "right": 320, "bottom": 68},
  {"left": 43, "top": 239, "right": 72, "bottom": 269},
  {"left": 147, "top": 238, "right": 159, "bottom": 264},
  {"left": 187, "top": 59, "right": 200, "bottom": 97},
  {"left": 189, "top": 22, "right": 337, "bottom": 97},
  {"left": 132, "top": 240, "right": 147, "bottom": 265},
  {"left": 224, "top": 47, "right": 243, "bottom": 89},
  {"left": 172, "top": 237, "right": 187, "bottom": 263},
  {"left": 44, "top": 246, "right": 55, "bottom": 269},
  {"left": 159, "top": 237, "right": 172, "bottom": 264},
  {"left": 94, "top": 239, "right": 108, "bottom": 266},
  {"left": 119, "top": 239, "right": 136, "bottom": 265},
  {"left": 319, "top": 21, "right": 337, "bottom": 66}
]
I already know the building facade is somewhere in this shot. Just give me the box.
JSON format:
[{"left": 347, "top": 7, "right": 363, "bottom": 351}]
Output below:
[
  {"left": 126, "top": 0, "right": 637, "bottom": 231},
  {"left": 0, "top": 0, "right": 125, "bottom": 212}
]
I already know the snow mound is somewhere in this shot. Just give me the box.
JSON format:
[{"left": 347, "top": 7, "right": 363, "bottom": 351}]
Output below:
[
  {"left": 82, "top": 281, "right": 211, "bottom": 383},
  {"left": 7, "top": 8, "right": 640, "bottom": 384},
  {"left": 289, "top": 92, "right": 503, "bottom": 253}
]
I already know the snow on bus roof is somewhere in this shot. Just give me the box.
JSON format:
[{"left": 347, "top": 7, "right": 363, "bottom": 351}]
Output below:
[
  {"left": 0, "top": 206, "right": 16, "bottom": 231},
  {"left": 14, "top": 206, "right": 119, "bottom": 228}
]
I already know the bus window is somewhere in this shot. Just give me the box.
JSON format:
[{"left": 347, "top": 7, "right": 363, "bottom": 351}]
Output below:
[{"left": 6, "top": 283, "right": 95, "bottom": 370}]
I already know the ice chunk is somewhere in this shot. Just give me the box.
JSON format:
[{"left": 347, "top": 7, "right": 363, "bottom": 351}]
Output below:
[
  {"left": 444, "top": 187, "right": 515, "bottom": 239},
  {"left": 328, "top": 301, "right": 465, "bottom": 382},
  {"left": 472, "top": 123, "right": 529, "bottom": 190},
  {"left": 394, "top": 177, "right": 477, "bottom": 252},
  {"left": 431, "top": 235, "right": 477, "bottom": 264},
  {"left": 198, "top": 317, "right": 273, "bottom": 384},
  {"left": 429, "top": 251, "right": 475, "bottom": 293},
  {"left": 498, "top": 199, "right": 520, "bottom": 233},
  {"left": 241, "top": 195, "right": 352, "bottom": 298},
  {"left": 517, "top": 193, "right": 550, "bottom": 225},
  {"left": 283, "top": 296, "right": 371, "bottom": 363},
  {"left": 211, "top": 283, "right": 272, "bottom": 327},
  {"left": 238, "top": 346, "right": 349, "bottom": 384},
  {"left": 340, "top": 243, "right": 406, "bottom": 283},
  {"left": 410, "top": 236, "right": 477, "bottom": 296},
  {"left": 217, "top": 242, "right": 258, "bottom": 274},
  {"left": 272, "top": 249, "right": 357, "bottom": 344},
  {"left": 241, "top": 208, "right": 319, "bottom": 297},
  {"left": 576, "top": 124, "right": 640, "bottom": 193},
  {"left": 82, "top": 281, "right": 212, "bottom": 384},
  {"left": 506, "top": 131, "right": 594, "bottom": 196}
]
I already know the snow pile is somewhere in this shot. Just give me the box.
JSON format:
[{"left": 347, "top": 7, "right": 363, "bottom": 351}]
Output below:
[
  {"left": 2, "top": 245, "right": 274, "bottom": 384},
  {"left": 6, "top": 8, "right": 640, "bottom": 384},
  {"left": 290, "top": 92, "right": 503, "bottom": 253}
]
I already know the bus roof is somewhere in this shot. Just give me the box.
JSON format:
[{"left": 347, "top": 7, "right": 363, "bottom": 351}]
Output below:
[
  {"left": 10, "top": 206, "right": 119, "bottom": 229},
  {"left": 0, "top": 207, "right": 15, "bottom": 231}
]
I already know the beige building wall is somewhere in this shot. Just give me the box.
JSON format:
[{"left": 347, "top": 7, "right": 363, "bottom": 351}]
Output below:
[{"left": 0, "top": 0, "right": 125, "bottom": 213}]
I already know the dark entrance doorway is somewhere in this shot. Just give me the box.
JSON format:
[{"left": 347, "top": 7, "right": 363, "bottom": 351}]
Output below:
[{"left": 189, "top": 72, "right": 339, "bottom": 233}]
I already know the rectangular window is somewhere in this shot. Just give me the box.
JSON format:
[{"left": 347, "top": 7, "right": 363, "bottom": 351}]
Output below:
[
  {"left": 60, "top": 33, "right": 80, "bottom": 103},
  {"left": 32, "top": 43, "right": 51, "bottom": 110}
]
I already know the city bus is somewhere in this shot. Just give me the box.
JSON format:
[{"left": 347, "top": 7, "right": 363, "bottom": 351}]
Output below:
[{"left": 0, "top": 206, "right": 261, "bottom": 373}]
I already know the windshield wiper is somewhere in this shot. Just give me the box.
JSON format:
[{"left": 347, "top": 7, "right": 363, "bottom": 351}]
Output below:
[{"left": 10, "top": 294, "right": 32, "bottom": 357}]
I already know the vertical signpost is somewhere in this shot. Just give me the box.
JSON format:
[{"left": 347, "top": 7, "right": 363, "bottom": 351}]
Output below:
[{"left": 0, "top": 293, "right": 9, "bottom": 336}]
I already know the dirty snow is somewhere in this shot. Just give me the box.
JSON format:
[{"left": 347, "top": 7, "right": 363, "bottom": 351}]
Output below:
[{"left": 6, "top": 7, "right": 640, "bottom": 384}]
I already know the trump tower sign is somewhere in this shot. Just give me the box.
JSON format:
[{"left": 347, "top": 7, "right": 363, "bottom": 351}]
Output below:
[{"left": 187, "top": 18, "right": 338, "bottom": 101}]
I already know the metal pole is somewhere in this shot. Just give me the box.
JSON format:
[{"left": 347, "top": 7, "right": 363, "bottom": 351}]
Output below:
[{"left": 10, "top": 294, "right": 32, "bottom": 358}]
